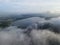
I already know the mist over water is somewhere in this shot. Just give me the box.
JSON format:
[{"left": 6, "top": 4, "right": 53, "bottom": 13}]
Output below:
[{"left": 0, "top": 14, "right": 60, "bottom": 45}]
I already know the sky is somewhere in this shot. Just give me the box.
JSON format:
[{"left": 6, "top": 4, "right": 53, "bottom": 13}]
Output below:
[{"left": 0, "top": 0, "right": 60, "bottom": 13}]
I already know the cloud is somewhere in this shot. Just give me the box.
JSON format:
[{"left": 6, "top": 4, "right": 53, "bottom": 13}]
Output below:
[
  {"left": 0, "top": 26, "right": 31, "bottom": 45},
  {"left": 0, "top": 15, "right": 60, "bottom": 45},
  {"left": 0, "top": 26, "right": 60, "bottom": 45},
  {"left": 30, "top": 30, "right": 60, "bottom": 45},
  {"left": 0, "top": 0, "right": 60, "bottom": 13}
]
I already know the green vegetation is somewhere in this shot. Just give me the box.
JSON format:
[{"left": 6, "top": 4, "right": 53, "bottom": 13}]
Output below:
[{"left": 0, "top": 20, "right": 12, "bottom": 28}]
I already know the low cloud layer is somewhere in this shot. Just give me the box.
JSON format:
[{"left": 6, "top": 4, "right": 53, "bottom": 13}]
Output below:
[
  {"left": 0, "top": 26, "right": 60, "bottom": 45},
  {"left": 0, "top": 15, "right": 60, "bottom": 45}
]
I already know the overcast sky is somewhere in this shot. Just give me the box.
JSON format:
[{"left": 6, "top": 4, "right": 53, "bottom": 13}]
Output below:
[{"left": 0, "top": 0, "right": 60, "bottom": 13}]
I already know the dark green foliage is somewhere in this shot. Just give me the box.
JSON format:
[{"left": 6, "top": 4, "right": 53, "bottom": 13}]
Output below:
[{"left": 0, "top": 20, "right": 12, "bottom": 28}]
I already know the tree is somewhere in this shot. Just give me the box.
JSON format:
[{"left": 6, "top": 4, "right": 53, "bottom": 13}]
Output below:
[{"left": 0, "top": 19, "right": 12, "bottom": 28}]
